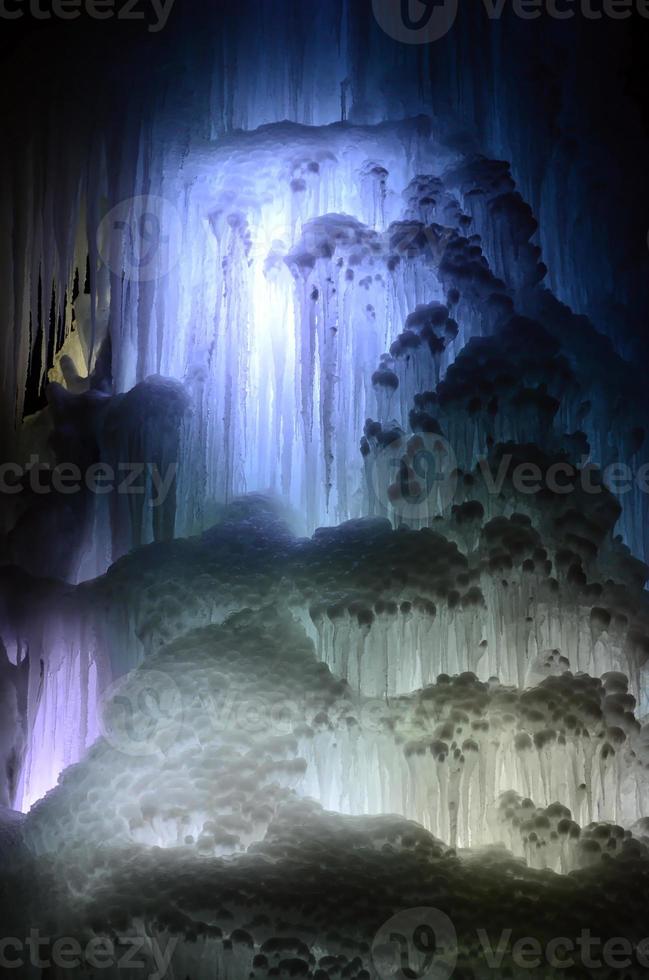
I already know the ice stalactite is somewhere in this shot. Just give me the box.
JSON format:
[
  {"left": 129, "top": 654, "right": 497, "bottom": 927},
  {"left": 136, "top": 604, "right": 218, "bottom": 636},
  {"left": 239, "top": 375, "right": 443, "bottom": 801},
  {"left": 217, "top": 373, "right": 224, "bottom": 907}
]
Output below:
[
  {"left": 17, "top": 642, "right": 100, "bottom": 814},
  {"left": 165, "top": 122, "right": 458, "bottom": 537},
  {"left": 98, "top": 377, "right": 190, "bottom": 562},
  {"left": 0, "top": 642, "right": 29, "bottom": 809},
  {"left": 8, "top": 114, "right": 649, "bottom": 580},
  {"left": 4, "top": 0, "right": 647, "bottom": 432},
  {"left": 0, "top": 572, "right": 106, "bottom": 813}
]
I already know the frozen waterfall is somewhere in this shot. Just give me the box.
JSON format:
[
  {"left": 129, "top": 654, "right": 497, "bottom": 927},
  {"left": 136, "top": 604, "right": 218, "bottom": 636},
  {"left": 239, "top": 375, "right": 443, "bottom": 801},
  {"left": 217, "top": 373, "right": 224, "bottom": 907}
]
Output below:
[{"left": 2, "top": 1, "right": 649, "bottom": 978}]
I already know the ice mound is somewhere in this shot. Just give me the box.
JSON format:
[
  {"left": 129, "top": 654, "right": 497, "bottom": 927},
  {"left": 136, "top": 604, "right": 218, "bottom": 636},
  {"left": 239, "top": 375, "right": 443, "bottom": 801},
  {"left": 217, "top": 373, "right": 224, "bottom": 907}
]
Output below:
[
  {"left": 5, "top": 480, "right": 649, "bottom": 814},
  {"left": 25, "top": 609, "right": 321, "bottom": 857},
  {"left": 11, "top": 798, "right": 649, "bottom": 980},
  {"left": 22, "top": 600, "right": 649, "bottom": 872}
]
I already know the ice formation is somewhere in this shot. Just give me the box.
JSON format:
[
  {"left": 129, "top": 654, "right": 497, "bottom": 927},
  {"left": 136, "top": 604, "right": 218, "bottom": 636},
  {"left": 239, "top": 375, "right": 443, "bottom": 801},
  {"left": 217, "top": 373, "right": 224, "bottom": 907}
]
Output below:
[{"left": 2, "top": 1, "right": 649, "bottom": 976}]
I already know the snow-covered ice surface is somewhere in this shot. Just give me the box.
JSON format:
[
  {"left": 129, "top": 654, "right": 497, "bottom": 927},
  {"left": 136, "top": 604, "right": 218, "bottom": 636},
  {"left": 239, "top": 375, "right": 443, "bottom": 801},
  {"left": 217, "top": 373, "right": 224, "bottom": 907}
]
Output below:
[{"left": 3, "top": 489, "right": 649, "bottom": 974}]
